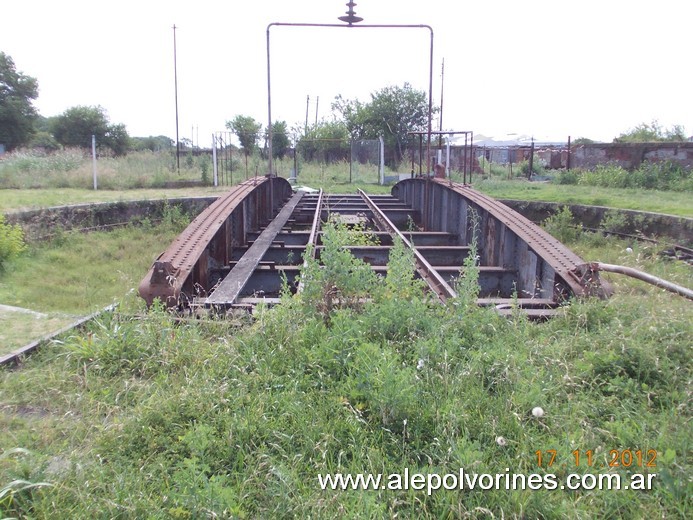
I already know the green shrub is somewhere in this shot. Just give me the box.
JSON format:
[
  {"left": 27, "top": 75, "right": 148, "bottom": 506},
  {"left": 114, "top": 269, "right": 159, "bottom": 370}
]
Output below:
[
  {"left": 630, "top": 160, "right": 692, "bottom": 191},
  {"left": 600, "top": 209, "right": 629, "bottom": 234},
  {"left": 199, "top": 155, "right": 211, "bottom": 185},
  {"left": 542, "top": 206, "right": 580, "bottom": 243},
  {"left": 518, "top": 155, "right": 546, "bottom": 176},
  {"left": 555, "top": 168, "right": 580, "bottom": 185},
  {"left": 579, "top": 164, "right": 631, "bottom": 189},
  {"left": 570, "top": 160, "right": 692, "bottom": 191},
  {"left": 298, "top": 216, "right": 379, "bottom": 321},
  {"left": 0, "top": 215, "right": 26, "bottom": 269}
]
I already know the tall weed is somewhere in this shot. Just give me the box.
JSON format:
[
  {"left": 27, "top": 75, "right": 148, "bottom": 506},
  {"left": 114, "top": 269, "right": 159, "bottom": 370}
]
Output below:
[
  {"left": 0, "top": 215, "right": 26, "bottom": 270},
  {"left": 542, "top": 206, "right": 581, "bottom": 243},
  {"left": 558, "top": 161, "right": 692, "bottom": 192},
  {"left": 298, "top": 216, "right": 379, "bottom": 321},
  {"left": 0, "top": 149, "right": 204, "bottom": 190}
]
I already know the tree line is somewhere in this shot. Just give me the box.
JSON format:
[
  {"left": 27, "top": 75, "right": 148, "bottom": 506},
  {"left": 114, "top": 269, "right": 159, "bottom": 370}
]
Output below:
[
  {"left": 2, "top": 50, "right": 688, "bottom": 162},
  {"left": 226, "top": 82, "right": 434, "bottom": 168},
  {"left": 0, "top": 51, "right": 174, "bottom": 156}
]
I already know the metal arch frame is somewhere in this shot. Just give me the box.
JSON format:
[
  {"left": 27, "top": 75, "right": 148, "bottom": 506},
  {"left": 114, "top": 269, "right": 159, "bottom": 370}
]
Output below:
[
  {"left": 266, "top": 20, "right": 434, "bottom": 181},
  {"left": 138, "top": 177, "right": 292, "bottom": 307}
]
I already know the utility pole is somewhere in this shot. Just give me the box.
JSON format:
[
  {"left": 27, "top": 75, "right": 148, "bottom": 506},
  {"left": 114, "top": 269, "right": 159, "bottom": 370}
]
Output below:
[
  {"left": 528, "top": 137, "right": 534, "bottom": 180},
  {"left": 314, "top": 95, "right": 319, "bottom": 127},
  {"left": 173, "top": 24, "right": 180, "bottom": 174},
  {"left": 438, "top": 58, "right": 444, "bottom": 148}
]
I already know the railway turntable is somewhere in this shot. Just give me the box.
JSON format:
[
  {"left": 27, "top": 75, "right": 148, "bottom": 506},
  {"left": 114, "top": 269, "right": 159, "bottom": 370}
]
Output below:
[{"left": 138, "top": 176, "right": 611, "bottom": 317}]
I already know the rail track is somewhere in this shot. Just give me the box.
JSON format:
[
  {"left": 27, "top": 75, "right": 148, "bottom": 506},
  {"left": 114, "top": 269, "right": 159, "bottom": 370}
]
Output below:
[{"left": 139, "top": 177, "right": 612, "bottom": 318}]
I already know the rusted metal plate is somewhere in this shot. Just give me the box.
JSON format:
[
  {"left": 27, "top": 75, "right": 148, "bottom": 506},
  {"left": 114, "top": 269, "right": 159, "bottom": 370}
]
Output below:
[
  {"left": 206, "top": 191, "right": 304, "bottom": 306},
  {"left": 439, "top": 179, "right": 594, "bottom": 296},
  {"left": 392, "top": 178, "right": 610, "bottom": 299}
]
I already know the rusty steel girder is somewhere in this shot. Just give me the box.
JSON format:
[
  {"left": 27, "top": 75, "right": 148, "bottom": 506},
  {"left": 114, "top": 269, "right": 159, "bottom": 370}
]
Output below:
[
  {"left": 392, "top": 178, "right": 612, "bottom": 300},
  {"left": 138, "top": 177, "right": 293, "bottom": 307}
]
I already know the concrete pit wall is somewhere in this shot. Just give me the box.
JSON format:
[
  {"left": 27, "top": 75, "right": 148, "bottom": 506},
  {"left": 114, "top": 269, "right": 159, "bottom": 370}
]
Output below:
[
  {"left": 4, "top": 197, "right": 217, "bottom": 242},
  {"left": 501, "top": 200, "right": 693, "bottom": 246},
  {"left": 5, "top": 195, "right": 691, "bottom": 247}
]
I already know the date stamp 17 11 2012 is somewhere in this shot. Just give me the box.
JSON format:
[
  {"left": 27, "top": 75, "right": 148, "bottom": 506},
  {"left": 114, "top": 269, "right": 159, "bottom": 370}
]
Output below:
[{"left": 535, "top": 449, "right": 657, "bottom": 469}]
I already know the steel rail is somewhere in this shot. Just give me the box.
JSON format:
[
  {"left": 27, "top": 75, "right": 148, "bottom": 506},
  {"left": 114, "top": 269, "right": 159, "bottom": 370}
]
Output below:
[
  {"left": 358, "top": 189, "right": 457, "bottom": 302},
  {"left": 297, "top": 189, "right": 324, "bottom": 294}
]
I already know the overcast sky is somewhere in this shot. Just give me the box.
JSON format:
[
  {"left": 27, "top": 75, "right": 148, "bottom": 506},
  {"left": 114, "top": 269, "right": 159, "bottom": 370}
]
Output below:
[{"left": 2, "top": 0, "right": 691, "bottom": 146}]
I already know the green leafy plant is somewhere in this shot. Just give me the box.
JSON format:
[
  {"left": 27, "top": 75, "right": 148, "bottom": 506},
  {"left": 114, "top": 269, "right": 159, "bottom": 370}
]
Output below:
[
  {"left": 568, "top": 161, "right": 692, "bottom": 192},
  {"left": 0, "top": 215, "right": 26, "bottom": 270},
  {"left": 555, "top": 168, "right": 580, "bottom": 185},
  {"left": 542, "top": 206, "right": 581, "bottom": 243},
  {"left": 600, "top": 209, "right": 629, "bottom": 234},
  {"left": 299, "top": 215, "right": 379, "bottom": 321}
]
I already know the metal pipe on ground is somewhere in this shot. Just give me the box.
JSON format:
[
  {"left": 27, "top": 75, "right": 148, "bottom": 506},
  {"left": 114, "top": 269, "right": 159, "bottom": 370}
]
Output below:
[{"left": 592, "top": 262, "right": 693, "bottom": 300}]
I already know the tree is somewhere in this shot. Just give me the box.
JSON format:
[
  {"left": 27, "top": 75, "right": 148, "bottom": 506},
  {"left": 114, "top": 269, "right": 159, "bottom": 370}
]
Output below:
[
  {"left": 226, "top": 115, "right": 261, "bottom": 155},
  {"left": 572, "top": 137, "right": 596, "bottom": 145},
  {"left": 265, "top": 120, "right": 290, "bottom": 159},
  {"left": 51, "top": 105, "right": 130, "bottom": 155},
  {"left": 227, "top": 115, "right": 262, "bottom": 177},
  {"left": 297, "top": 120, "right": 349, "bottom": 162},
  {"left": 103, "top": 123, "right": 131, "bottom": 156},
  {"left": 0, "top": 52, "right": 39, "bottom": 151},
  {"left": 614, "top": 120, "right": 687, "bottom": 143},
  {"left": 333, "top": 83, "right": 434, "bottom": 165},
  {"left": 131, "top": 135, "right": 175, "bottom": 152}
]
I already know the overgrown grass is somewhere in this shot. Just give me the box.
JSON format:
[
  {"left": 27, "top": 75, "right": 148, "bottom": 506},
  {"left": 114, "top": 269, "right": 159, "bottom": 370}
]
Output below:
[
  {"left": 472, "top": 177, "right": 693, "bottom": 217},
  {"left": 467, "top": 157, "right": 692, "bottom": 217},
  {"left": 0, "top": 222, "right": 185, "bottom": 314},
  {"left": 0, "top": 207, "right": 189, "bottom": 354},
  {"left": 1, "top": 221, "right": 690, "bottom": 518},
  {"left": 0, "top": 148, "right": 394, "bottom": 194},
  {"left": 3, "top": 150, "right": 691, "bottom": 216},
  {"left": 3, "top": 179, "right": 690, "bottom": 218},
  {"left": 556, "top": 161, "right": 692, "bottom": 192},
  {"left": 0, "top": 149, "right": 209, "bottom": 190},
  {"left": 0, "top": 152, "right": 395, "bottom": 213},
  {"left": 278, "top": 158, "right": 395, "bottom": 194},
  {"left": 0, "top": 187, "right": 228, "bottom": 213}
]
